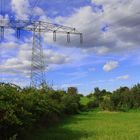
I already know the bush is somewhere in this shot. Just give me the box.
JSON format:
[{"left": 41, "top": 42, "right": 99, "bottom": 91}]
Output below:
[
  {"left": 99, "top": 95, "right": 112, "bottom": 111},
  {"left": 62, "top": 94, "right": 80, "bottom": 115},
  {"left": 87, "top": 99, "right": 99, "bottom": 109},
  {"left": 0, "top": 83, "right": 81, "bottom": 140},
  {"left": 86, "top": 84, "right": 140, "bottom": 111}
]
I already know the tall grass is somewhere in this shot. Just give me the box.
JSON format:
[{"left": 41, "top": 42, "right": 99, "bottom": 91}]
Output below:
[{"left": 23, "top": 109, "right": 140, "bottom": 140}]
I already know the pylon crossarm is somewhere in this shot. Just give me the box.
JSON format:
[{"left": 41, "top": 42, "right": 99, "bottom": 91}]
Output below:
[
  {"left": 0, "top": 19, "right": 81, "bottom": 34},
  {"left": 0, "top": 17, "right": 82, "bottom": 87}
]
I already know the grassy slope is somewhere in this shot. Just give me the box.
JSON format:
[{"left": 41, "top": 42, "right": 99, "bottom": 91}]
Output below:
[{"left": 24, "top": 109, "right": 140, "bottom": 140}]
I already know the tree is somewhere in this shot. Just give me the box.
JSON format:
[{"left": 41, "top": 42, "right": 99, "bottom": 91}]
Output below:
[{"left": 67, "top": 87, "right": 78, "bottom": 95}]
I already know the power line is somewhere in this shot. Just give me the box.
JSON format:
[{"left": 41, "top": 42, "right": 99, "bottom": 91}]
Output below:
[
  {"left": 32, "top": 0, "right": 40, "bottom": 9},
  {"left": 0, "top": 19, "right": 82, "bottom": 87},
  {"left": 0, "top": 0, "right": 4, "bottom": 16},
  {"left": 29, "top": 0, "right": 41, "bottom": 20}
]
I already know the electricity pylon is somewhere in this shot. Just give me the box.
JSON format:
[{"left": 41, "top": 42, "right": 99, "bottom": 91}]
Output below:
[{"left": 0, "top": 1, "right": 82, "bottom": 87}]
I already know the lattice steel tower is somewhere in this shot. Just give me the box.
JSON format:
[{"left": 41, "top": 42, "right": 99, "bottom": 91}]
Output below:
[{"left": 0, "top": 0, "right": 83, "bottom": 87}]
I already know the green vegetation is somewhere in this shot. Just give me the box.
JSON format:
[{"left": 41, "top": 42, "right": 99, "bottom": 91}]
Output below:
[
  {"left": 0, "top": 83, "right": 81, "bottom": 140},
  {"left": 87, "top": 84, "right": 140, "bottom": 111},
  {"left": 22, "top": 109, "right": 140, "bottom": 140},
  {"left": 0, "top": 82, "right": 140, "bottom": 140},
  {"left": 80, "top": 97, "right": 90, "bottom": 106}
]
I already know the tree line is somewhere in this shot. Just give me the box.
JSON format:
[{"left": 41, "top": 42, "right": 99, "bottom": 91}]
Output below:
[
  {"left": 87, "top": 84, "right": 140, "bottom": 111},
  {"left": 0, "top": 82, "right": 140, "bottom": 140},
  {"left": 0, "top": 83, "right": 81, "bottom": 140}
]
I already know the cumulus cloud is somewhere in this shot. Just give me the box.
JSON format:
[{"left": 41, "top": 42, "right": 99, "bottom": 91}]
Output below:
[
  {"left": 1, "top": 0, "right": 139, "bottom": 86},
  {"left": 42, "top": 0, "right": 140, "bottom": 55},
  {"left": 0, "top": 41, "right": 72, "bottom": 78},
  {"left": 8, "top": 0, "right": 140, "bottom": 56},
  {"left": 9, "top": 0, "right": 140, "bottom": 55},
  {"left": 11, "top": 0, "right": 30, "bottom": 19},
  {"left": 0, "top": 42, "right": 18, "bottom": 49},
  {"left": 44, "top": 50, "right": 71, "bottom": 64},
  {"left": 103, "top": 61, "right": 119, "bottom": 72}
]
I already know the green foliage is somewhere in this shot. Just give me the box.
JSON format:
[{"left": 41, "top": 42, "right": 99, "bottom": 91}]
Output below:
[
  {"left": 87, "top": 84, "right": 140, "bottom": 111},
  {"left": 0, "top": 83, "right": 81, "bottom": 140},
  {"left": 80, "top": 97, "right": 90, "bottom": 106},
  {"left": 67, "top": 87, "right": 78, "bottom": 95},
  {"left": 87, "top": 98, "right": 99, "bottom": 109},
  {"left": 1, "top": 82, "right": 140, "bottom": 139},
  {"left": 61, "top": 93, "right": 80, "bottom": 115}
]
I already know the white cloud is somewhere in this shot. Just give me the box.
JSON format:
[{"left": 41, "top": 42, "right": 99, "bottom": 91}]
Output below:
[
  {"left": 92, "top": 74, "right": 130, "bottom": 84},
  {"left": 0, "top": 42, "right": 18, "bottom": 49},
  {"left": 0, "top": 40, "right": 73, "bottom": 78},
  {"left": 7, "top": 0, "right": 140, "bottom": 56},
  {"left": 103, "top": 61, "right": 119, "bottom": 72},
  {"left": 88, "top": 67, "right": 96, "bottom": 71},
  {"left": 1, "top": 0, "right": 139, "bottom": 87},
  {"left": 54, "top": 83, "right": 82, "bottom": 90},
  {"left": 8, "top": 0, "right": 140, "bottom": 69},
  {"left": 41, "top": 0, "right": 140, "bottom": 55},
  {"left": 44, "top": 50, "right": 71, "bottom": 64},
  {"left": 33, "top": 7, "right": 44, "bottom": 16},
  {"left": 117, "top": 75, "right": 130, "bottom": 80},
  {"left": 11, "top": 0, "right": 30, "bottom": 19}
]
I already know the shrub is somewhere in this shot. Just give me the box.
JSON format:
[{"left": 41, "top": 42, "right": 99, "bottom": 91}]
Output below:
[
  {"left": 0, "top": 83, "right": 81, "bottom": 140},
  {"left": 86, "top": 84, "right": 140, "bottom": 111},
  {"left": 87, "top": 99, "right": 99, "bottom": 109},
  {"left": 61, "top": 94, "right": 80, "bottom": 115}
]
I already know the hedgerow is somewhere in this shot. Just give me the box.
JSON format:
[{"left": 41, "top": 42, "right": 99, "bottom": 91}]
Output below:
[
  {"left": 0, "top": 83, "right": 81, "bottom": 140},
  {"left": 87, "top": 84, "right": 140, "bottom": 111}
]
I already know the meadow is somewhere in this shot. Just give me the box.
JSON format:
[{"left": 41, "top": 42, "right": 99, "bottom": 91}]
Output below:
[
  {"left": 23, "top": 109, "right": 140, "bottom": 140},
  {"left": 1, "top": 84, "right": 140, "bottom": 140}
]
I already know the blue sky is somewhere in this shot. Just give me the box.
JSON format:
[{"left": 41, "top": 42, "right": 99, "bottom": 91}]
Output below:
[{"left": 0, "top": 0, "right": 140, "bottom": 94}]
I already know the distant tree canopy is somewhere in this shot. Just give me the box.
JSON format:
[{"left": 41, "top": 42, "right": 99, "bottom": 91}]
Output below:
[
  {"left": 0, "top": 82, "right": 140, "bottom": 140},
  {"left": 67, "top": 87, "right": 78, "bottom": 95},
  {"left": 87, "top": 84, "right": 140, "bottom": 111}
]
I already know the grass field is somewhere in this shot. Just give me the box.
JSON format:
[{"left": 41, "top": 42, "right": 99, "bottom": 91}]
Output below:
[{"left": 24, "top": 109, "right": 140, "bottom": 140}]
